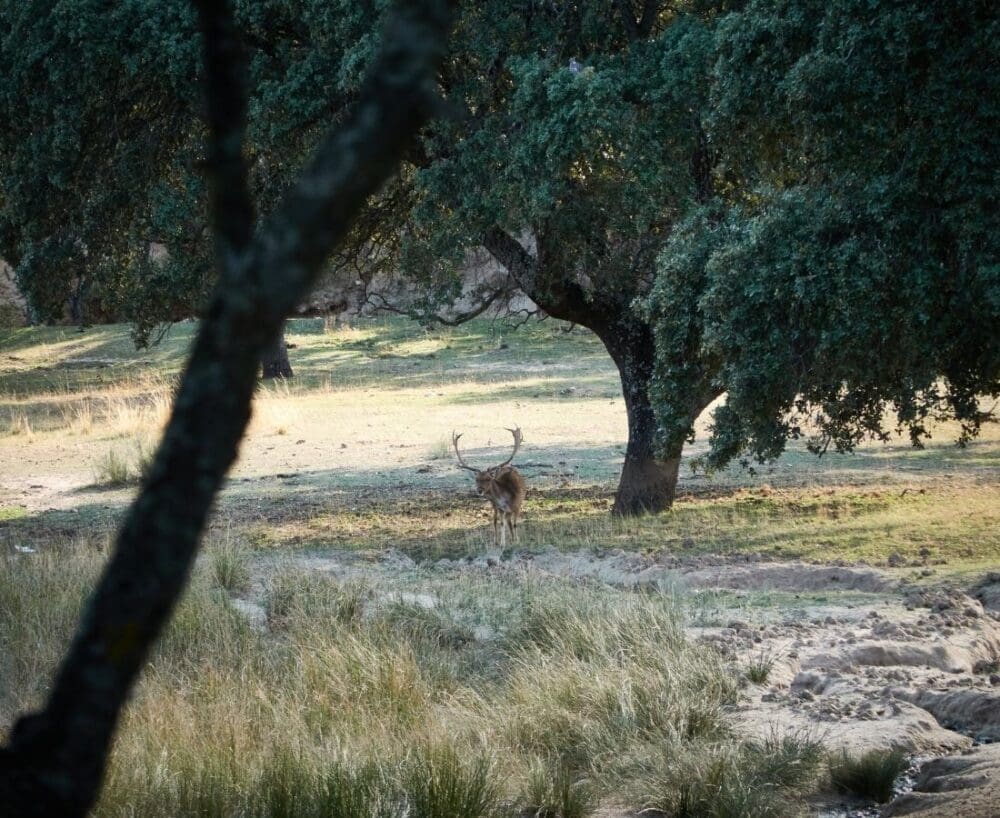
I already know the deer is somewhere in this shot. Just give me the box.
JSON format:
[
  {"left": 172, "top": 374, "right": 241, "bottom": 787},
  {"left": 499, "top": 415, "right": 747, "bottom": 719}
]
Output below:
[{"left": 452, "top": 427, "right": 527, "bottom": 549}]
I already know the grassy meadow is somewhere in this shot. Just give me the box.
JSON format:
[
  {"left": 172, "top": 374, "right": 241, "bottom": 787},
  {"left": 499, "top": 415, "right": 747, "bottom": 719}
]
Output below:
[{"left": 1, "top": 316, "right": 999, "bottom": 816}]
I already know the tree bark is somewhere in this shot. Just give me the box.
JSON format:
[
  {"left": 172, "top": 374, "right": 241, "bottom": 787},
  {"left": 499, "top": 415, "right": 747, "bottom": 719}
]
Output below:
[
  {"left": 261, "top": 327, "right": 294, "bottom": 378},
  {"left": 595, "top": 318, "right": 685, "bottom": 515}
]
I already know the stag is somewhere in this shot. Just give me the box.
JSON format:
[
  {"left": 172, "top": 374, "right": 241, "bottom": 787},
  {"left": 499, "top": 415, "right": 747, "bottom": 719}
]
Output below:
[{"left": 452, "top": 427, "right": 526, "bottom": 549}]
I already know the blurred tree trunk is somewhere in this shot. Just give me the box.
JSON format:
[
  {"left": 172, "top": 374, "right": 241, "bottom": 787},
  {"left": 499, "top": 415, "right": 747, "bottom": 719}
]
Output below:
[
  {"left": 0, "top": 2, "right": 451, "bottom": 815},
  {"left": 262, "top": 323, "right": 294, "bottom": 378}
]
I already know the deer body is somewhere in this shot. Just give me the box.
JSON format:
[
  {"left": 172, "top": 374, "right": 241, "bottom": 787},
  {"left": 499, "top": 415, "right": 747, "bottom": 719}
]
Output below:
[{"left": 454, "top": 428, "right": 527, "bottom": 549}]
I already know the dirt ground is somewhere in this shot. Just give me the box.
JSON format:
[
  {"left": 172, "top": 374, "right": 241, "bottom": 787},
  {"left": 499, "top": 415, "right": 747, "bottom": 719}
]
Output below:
[{"left": 2, "top": 318, "right": 999, "bottom": 815}]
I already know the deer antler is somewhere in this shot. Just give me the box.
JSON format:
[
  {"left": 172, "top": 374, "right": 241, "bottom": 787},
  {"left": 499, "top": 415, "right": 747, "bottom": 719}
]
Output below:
[
  {"left": 497, "top": 426, "right": 523, "bottom": 468},
  {"left": 451, "top": 431, "right": 479, "bottom": 472}
]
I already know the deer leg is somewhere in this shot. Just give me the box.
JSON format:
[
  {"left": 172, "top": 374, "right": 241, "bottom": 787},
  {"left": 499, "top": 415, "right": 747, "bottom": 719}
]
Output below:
[
  {"left": 499, "top": 511, "right": 507, "bottom": 549},
  {"left": 492, "top": 508, "right": 499, "bottom": 549},
  {"left": 510, "top": 513, "right": 518, "bottom": 544}
]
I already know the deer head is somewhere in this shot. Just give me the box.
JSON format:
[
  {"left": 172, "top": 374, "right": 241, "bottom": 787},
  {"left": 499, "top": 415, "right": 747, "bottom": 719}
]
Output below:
[{"left": 452, "top": 427, "right": 523, "bottom": 495}]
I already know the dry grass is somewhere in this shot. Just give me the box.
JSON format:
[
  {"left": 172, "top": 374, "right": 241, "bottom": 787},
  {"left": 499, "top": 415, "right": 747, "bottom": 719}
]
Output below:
[
  {"left": 92, "top": 435, "right": 157, "bottom": 487},
  {"left": 1, "top": 543, "right": 823, "bottom": 817},
  {"left": 1, "top": 372, "right": 173, "bottom": 440},
  {"left": 1, "top": 317, "right": 997, "bottom": 568}
]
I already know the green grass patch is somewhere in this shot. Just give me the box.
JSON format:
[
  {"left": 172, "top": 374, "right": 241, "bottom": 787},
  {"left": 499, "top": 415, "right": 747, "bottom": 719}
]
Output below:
[
  {"left": 0, "top": 506, "right": 26, "bottom": 522},
  {"left": 828, "top": 748, "right": 909, "bottom": 803}
]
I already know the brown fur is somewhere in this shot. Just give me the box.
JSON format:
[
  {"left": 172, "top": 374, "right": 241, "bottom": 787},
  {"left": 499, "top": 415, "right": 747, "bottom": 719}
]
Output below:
[
  {"left": 475, "top": 466, "right": 527, "bottom": 547},
  {"left": 453, "top": 428, "right": 527, "bottom": 548}
]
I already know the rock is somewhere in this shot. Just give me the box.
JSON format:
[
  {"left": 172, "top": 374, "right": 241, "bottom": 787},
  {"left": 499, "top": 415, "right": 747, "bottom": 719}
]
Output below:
[
  {"left": 892, "top": 689, "right": 1000, "bottom": 742},
  {"left": 970, "top": 573, "right": 1000, "bottom": 614},
  {"left": 680, "top": 562, "right": 892, "bottom": 593},
  {"left": 888, "top": 552, "right": 905, "bottom": 567},
  {"left": 393, "top": 592, "right": 437, "bottom": 609},
  {"left": 379, "top": 548, "right": 417, "bottom": 570},
  {"left": 736, "top": 697, "right": 971, "bottom": 756},
  {"left": 884, "top": 744, "right": 1000, "bottom": 817},
  {"left": 803, "top": 628, "right": 1000, "bottom": 674},
  {"left": 230, "top": 598, "right": 267, "bottom": 630}
]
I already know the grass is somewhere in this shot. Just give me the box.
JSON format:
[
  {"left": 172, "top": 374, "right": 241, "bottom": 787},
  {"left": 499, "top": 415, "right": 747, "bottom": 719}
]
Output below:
[
  {"left": 2, "top": 542, "right": 827, "bottom": 817},
  {"left": 209, "top": 534, "right": 252, "bottom": 594},
  {"left": 93, "top": 448, "right": 133, "bottom": 486},
  {"left": 828, "top": 748, "right": 910, "bottom": 803},
  {"left": 745, "top": 649, "right": 777, "bottom": 685},
  {"left": 1, "top": 316, "right": 997, "bottom": 568},
  {"left": 622, "top": 735, "right": 825, "bottom": 818},
  {"left": 92, "top": 436, "right": 157, "bottom": 487},
  {"left": 522, "top": 758, "right": 596, "bottom": 818},
  {"left": 0, "top": 315, "right": 997, "bottom": 814}
]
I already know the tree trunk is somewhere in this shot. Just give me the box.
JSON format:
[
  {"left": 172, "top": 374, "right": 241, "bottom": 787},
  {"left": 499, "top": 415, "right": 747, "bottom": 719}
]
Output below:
[
  {"left": 261, "top": 328, "right": 293, "bottom": 378},
  {"left": 600, "top": 322, "right": 680, "bottom": 515},
  {"left": 477, "top": 228, "right": 705, "bottom": 516},
  {"left": 0, "top": 1, "right": 451, "bottom": 811},
  {"left": 616, "top": 374, "right": 682, "bottom": 515}
]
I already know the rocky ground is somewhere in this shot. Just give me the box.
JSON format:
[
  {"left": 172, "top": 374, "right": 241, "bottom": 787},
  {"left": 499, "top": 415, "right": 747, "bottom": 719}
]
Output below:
[{"left": 233, "top": 548, "right": 1000, "bottom": 817}]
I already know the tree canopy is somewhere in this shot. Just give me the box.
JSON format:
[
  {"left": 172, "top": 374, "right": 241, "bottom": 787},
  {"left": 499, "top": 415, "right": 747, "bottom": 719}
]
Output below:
[
  {"left": 1, "top": 0, "right": 996, "bottom": 511},
  {"left": 646, "top": 0, "right": 999, "bottom": 468}
]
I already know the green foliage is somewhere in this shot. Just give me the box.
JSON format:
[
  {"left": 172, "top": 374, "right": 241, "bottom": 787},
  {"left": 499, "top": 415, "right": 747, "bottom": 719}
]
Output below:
[
  {"left": 647, "top": 0, "right": 999, "bottom": 468},
  {"left": 0, "top": 0, "right": 203, "bottom": 332},
  {"left": 0, "top": 0, "right": 390, "bottom": 339},
  {"left": 3, "top": 0, "right": 996, "bottom": 473}
]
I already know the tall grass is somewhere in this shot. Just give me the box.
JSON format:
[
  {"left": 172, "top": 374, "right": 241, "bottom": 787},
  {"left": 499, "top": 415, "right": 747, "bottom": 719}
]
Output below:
[
  {"left": 92, "top": 435, "right": 157, "bottom": 486},
  {"left": 1, "top": 373, "right": 173, "bottom": 439},
  {"left": 0, "top": 544, "right": 827, "bottom": 817}
]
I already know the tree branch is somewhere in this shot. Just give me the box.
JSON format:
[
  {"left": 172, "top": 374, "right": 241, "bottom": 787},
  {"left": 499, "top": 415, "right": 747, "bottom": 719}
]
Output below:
[
  {"left": 363, "top": 274, "right": 518, "bottom": 326},
  {"left": 482, "top": 225, "right": 601, "bottom": 326},
  {"left": 0, "top": 3, "right": 452, "bottom": 815}
]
